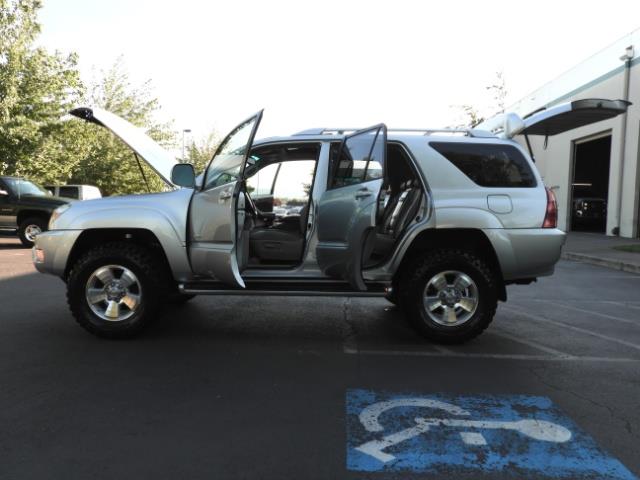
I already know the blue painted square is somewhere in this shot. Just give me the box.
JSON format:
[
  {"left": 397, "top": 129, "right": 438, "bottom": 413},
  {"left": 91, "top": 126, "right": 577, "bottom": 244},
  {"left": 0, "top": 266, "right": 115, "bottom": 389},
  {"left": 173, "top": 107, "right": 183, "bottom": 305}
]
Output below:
[{"left": 346, "top": 389, "right": 636, "bottom": 479}]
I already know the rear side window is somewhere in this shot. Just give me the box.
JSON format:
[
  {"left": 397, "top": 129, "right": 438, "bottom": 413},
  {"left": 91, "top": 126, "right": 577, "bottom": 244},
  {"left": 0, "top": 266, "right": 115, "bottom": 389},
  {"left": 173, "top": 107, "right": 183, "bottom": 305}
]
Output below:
[
  {"left": 58, "top": 186, "right": 79, "bottom": 199},
  {"left": 430, "top": 142, "right": 536, "bottom": 187}
]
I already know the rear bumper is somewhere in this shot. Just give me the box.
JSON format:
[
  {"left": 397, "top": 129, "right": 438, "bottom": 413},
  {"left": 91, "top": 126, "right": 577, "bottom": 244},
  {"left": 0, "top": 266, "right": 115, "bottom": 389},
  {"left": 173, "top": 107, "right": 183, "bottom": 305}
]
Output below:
[
  {"left": 32, "top": 229, "right": 82, "bottom": 277},
  {"left": 483, "top": 228, "right": 566, "bottom": 281}
]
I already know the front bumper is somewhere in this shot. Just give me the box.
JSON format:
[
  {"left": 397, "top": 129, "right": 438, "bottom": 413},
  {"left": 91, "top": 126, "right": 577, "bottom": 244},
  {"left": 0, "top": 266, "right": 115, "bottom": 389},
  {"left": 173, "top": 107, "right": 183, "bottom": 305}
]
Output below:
[{"left": 32, "top": 230, "right": 83, "bottom": 277}]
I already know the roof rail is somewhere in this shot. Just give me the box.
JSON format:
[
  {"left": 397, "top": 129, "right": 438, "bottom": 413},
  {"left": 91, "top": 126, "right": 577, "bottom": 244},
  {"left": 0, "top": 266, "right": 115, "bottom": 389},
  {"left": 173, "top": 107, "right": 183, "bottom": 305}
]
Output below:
[{"left": 293, "top": 127, "right": 494, "bottom": 138}]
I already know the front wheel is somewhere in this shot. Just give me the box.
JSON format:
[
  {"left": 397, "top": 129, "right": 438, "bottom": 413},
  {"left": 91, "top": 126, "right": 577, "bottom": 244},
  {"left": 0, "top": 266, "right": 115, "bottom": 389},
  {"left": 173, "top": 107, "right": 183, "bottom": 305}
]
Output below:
[
  {"left": 18, "top": 216, "right": 47, "bottom": 247},
  {"left": 67, "top": 242, "right": 166, "bottom": 338},
  {"left": 398, "top": 249, "right": 498, "bottom": 344}
]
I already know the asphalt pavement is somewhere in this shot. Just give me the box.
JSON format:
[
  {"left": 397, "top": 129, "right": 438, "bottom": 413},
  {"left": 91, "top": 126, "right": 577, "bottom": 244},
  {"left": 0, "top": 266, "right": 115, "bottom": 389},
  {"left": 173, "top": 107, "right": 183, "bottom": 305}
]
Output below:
[{"left": 1, "top": 234, "right": 639, "bottom": 479}]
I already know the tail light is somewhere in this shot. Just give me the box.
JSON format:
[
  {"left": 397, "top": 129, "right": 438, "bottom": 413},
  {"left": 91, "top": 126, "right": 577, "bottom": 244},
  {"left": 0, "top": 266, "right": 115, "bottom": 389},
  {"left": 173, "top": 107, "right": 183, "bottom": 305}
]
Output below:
[{"left": 542, "top": 187, "right": 557, "bottom": 228}]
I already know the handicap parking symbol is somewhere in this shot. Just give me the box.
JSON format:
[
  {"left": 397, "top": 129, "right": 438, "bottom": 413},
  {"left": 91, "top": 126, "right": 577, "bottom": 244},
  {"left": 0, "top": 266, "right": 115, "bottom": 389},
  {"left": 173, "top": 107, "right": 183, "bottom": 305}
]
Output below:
[{"left": 346, "top": 389, "right": 636, "bottom": 479}]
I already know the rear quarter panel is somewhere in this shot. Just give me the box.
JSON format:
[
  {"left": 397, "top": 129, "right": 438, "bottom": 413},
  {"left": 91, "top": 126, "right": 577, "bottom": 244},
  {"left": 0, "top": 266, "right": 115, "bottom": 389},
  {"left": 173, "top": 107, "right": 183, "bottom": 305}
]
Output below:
[{"left": 397, "top": 136, "right": 564, "bottom": 280}]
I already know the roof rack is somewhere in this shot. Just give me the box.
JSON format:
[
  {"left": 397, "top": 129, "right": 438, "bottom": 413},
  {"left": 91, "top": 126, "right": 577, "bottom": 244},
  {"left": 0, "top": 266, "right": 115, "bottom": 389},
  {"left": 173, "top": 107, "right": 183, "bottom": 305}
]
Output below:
[{"left": 293, "top": 127, "right": 494, "bottom": 138}]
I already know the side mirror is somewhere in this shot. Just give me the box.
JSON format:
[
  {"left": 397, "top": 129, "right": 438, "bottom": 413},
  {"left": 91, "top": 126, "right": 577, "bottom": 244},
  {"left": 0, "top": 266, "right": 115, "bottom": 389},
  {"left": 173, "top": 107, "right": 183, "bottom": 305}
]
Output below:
[
  {"left": 0, "top": 189, "right": 8, "bottom": 196},
  {"left": 171, "top": 163, "right": 195, "bottom": 188}
]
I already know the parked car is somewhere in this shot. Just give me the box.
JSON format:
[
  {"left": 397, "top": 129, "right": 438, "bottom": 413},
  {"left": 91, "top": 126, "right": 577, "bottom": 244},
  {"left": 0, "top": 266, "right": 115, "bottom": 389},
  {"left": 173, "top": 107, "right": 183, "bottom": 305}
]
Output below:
[
  {"left": 44, "top": 184, "right": 102, "bottom": 200},
  {"left": 33, "top": 99, "right": 629, "bottom": 341},
  {"left": 0, "top": 176, "right": 70, "bottom": 247},
  {"left": 572, "top": 197, "right": 607, "bottom": 230}
]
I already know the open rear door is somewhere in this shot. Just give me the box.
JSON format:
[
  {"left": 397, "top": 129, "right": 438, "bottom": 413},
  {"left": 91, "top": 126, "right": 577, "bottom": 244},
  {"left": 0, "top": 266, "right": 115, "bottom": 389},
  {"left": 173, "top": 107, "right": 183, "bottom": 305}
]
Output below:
[
  {"left": 188, "top": 111, "right": 263, "bottom": 288},
  {"left": 519, "top": 99, "right": 631, "bottom": 136},
  {"left": 316, "top": 125, "right": 386, "bottom": 291}
]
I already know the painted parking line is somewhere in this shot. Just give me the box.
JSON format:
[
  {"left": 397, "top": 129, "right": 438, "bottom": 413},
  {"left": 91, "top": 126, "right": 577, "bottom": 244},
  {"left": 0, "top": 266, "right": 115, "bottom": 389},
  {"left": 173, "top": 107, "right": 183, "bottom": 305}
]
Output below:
[
  {"left": 346, "top": 389, "right": 636, "bottom": 479},
  {"left": 343, "top": 345, "right": 640, "bottom": 362},
  {"left": 534, "top": 300, "right": 640, "bottom": 326},
  {"left": 503, "top": 305, "right": 640, "bottom": 353}
]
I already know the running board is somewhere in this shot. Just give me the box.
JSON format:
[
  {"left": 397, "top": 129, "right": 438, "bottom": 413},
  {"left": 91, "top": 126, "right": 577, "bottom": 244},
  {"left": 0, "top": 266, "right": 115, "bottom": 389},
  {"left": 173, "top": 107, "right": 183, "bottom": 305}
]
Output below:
[{"left": 179, "top": 279, "right": 388, "bottom": 297}]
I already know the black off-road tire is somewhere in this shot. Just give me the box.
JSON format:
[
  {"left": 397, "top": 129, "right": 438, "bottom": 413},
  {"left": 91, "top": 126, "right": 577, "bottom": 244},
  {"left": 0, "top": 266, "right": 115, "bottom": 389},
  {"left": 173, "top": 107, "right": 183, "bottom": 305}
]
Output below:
[
  {"left": 18, "top": 216, "right": 47, "bottom": 247},
  {"left": 398, "top": 249, "right": 498, "bottom": 344},
  {"left": 66, "top": 242, "right": 167, "bottom": 339}
]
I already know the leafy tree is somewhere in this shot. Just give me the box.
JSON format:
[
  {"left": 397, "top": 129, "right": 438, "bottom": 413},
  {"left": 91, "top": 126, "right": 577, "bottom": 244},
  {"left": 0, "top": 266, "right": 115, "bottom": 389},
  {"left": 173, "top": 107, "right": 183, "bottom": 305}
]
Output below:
[
  {"left": 451, "top": 71, "right": 508, "bottom": 128},
  {"left": 68, "top": 58, "right": 178, "bottom": 195},
  {"left": 486, "top": 71, "right": 507, "bottom": 115},
  {"left": 185, "top": 130, "right": 220, "bottom": 175},
  {"left": 0, "top": 0, "right": 83, "bottom": 179}
]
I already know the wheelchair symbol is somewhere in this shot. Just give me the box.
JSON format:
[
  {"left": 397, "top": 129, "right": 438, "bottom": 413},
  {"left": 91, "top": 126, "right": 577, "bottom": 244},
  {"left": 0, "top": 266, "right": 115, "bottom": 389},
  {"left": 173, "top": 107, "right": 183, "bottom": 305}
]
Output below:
[{"left": 355, "top": 398, "right": 572, "bottom": 463}]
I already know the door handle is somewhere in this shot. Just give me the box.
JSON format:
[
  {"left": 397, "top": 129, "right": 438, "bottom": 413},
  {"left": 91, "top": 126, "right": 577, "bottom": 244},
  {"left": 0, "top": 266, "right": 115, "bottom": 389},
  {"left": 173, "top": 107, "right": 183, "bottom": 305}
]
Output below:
[
  {"left": 355, "top": 188, "right": 372, "bottom": 200},
  {"left": 219, "top": 191, "right": 233, "bottom": 200}
]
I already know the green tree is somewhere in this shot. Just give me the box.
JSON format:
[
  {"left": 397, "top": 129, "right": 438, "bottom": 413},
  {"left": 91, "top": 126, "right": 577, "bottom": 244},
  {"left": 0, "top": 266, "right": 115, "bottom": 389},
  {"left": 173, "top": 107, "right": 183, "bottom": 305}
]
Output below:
[
  {"left": 68, "top": 58, "right": 178, "bottom": 196},
  {"left": 185, "top": 129, "right": 220, "bottom": 175},
  {"left": 0, "top": 0, "right": 83, "bottom": 179},
  {"left": 451, "top": 71, "right": 508, "bottom": 128}
]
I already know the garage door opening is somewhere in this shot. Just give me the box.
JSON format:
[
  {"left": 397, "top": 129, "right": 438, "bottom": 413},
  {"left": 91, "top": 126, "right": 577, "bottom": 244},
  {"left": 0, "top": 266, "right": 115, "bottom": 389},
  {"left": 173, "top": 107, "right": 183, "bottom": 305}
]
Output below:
[{"left": 571, "top": 135, "right": 611, "bottom": 233}]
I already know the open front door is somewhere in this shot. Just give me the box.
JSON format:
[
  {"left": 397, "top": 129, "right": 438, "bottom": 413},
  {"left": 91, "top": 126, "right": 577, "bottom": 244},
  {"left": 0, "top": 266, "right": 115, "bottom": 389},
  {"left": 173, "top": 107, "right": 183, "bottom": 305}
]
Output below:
[
  {"left": 316, "top": 124, "right": 386, "bottom": 291},
  {"left": 189, "top": 111, "right": 263, "bottom": 287}
]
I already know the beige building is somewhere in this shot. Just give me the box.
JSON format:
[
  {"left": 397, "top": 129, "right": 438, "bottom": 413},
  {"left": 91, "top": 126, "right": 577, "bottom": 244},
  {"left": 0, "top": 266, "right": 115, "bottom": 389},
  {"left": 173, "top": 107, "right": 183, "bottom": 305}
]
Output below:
[{"left": 509, "top": 29, "right": 640, "bottom": 238}]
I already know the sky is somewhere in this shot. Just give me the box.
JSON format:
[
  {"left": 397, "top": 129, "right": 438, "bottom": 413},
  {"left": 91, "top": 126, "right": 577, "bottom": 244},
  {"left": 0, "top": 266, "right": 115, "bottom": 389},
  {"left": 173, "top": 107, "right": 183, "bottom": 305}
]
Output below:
[{"left": 37, "top": 0, "right": 640, "bottom": 144}]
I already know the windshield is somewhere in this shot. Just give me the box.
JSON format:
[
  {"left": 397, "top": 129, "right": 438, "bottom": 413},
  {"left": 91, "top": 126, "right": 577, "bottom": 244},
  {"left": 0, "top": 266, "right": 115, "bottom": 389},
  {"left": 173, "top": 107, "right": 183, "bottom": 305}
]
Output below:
[
  {"left": 4, "top": 178, "right": 51, "bottom": 196},
  {"left": 203, "top": 114, "right": 261, "bottom": 190}
]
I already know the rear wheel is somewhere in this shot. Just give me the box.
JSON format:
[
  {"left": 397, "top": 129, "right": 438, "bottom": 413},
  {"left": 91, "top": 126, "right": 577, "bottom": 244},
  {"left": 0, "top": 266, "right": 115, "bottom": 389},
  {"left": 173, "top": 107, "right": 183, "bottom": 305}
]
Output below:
[
  {"left": 67, "top": 242, "right": 166, "bottom": 338},
  {"left": 398, "top": 249, "right": 498, "bottom": 344},
  {"left": 18, "top": 216, "right": 47, "bottom": 247}
]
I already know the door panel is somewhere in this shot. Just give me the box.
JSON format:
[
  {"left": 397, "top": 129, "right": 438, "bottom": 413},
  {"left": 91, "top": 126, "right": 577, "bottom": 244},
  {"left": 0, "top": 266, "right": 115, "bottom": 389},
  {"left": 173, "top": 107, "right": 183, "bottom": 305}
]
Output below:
[
  {"left": 0, "top": 180, "right": 16, "bottom": 227},
  {"left": 316, "top": 125, "right": 386, "bottom": 290},
  {"left": 188, "top": 111, "right": 263, "bottom": 287}
]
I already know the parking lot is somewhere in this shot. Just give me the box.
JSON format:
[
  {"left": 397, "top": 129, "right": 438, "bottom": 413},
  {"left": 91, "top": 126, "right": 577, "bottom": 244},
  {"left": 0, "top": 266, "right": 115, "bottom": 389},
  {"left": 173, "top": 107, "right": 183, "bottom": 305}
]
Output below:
[{"left": 1, "top": 233, "right": 639, "bottom": 479}]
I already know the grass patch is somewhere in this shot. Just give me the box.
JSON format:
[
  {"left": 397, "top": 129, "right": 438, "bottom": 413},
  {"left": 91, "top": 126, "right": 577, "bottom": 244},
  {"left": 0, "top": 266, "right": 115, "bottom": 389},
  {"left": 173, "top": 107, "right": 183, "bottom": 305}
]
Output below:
[{"left": 612, "top": 244, "right": 640, "bottom": 254}]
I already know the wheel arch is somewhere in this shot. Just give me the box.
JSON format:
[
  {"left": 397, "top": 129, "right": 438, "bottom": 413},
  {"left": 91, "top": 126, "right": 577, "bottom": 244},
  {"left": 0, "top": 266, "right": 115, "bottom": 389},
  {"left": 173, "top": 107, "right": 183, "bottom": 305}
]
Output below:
[
  {"left": 395, "top": 228, "right": 507, "bottom": 301},
  {"left": 17, "top": 209, "right": 50, "bottom": 226},
  {"left": 63, "top": 228, "right": 181, "bottom": 283}
]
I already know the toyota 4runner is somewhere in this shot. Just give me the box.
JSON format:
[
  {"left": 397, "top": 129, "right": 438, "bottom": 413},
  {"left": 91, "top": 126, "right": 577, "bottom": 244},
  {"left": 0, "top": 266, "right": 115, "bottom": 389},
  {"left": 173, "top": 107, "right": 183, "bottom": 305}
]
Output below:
[{"left": 33, "top": 99, "right": 629, "bottom": 342}]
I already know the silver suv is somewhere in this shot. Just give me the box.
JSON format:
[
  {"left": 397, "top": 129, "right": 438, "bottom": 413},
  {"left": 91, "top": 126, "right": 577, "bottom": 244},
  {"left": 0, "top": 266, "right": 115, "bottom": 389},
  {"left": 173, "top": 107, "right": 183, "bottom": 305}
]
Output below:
[{"left": 33, "top": 99, "right": 629, "bottom": 342}]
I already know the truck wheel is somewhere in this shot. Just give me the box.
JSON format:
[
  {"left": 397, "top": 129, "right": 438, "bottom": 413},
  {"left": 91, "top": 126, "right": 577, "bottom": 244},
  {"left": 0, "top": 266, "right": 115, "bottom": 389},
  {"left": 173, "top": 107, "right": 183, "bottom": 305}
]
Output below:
[
  {"left": 398, "top": 249, "right": 498, "bottom": 344},
  {"left": 67, "top": 242, "right": 165, "bottom": 339},
  {"left": 18, "top": 216, "right": 47, "bottom": 247}
]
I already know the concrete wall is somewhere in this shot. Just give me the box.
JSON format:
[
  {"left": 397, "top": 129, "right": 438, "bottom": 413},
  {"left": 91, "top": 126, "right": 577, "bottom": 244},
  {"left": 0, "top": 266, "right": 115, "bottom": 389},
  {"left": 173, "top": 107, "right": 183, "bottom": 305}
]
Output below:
[{"left": 510, "top": 32, "right": 640, "bottom": 238}]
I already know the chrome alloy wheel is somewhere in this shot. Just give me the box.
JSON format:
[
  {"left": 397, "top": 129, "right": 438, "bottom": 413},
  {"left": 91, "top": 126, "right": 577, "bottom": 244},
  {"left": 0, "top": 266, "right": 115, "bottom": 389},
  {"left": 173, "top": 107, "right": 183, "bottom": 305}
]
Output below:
[
  {"left": 85, "top": 265, "right": 142, "bottom": 322},
  {"left": 24, "top": 224, "right": 42, "bottom": 242},
  {"left": 423, "top": 270, "right": 479, "bottom": 326}
]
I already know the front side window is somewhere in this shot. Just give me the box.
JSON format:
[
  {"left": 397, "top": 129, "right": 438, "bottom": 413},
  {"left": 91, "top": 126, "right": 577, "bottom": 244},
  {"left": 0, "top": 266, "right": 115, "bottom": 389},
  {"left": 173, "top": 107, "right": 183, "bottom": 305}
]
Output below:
[
  {"left": 203, "top": 114, "right": 261, "bottom": 190},
  {"left": 246, "top": 162, "right": 279, "bottom": 197},
  {"left": 430, "top": 142, "right": 536, "bottom": 188},
  {"left": 3, "top": 178, "right": 50, "bottom": 196},
  {"left": 273, "top": 160, "right": 315, "bottom": 206}
]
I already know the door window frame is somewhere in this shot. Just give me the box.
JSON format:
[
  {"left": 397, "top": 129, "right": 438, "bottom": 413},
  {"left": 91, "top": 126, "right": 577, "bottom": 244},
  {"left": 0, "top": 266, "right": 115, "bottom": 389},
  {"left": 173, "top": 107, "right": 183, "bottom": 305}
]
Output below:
[
  {"left": 327, "top": 124, "right": 387, "bottom": 190},
  {"left": 201, "top": 110, "right": 264, "bottom": 192},
  {"left": 243, "top": 141, "right": 322, "bottom": 204}
]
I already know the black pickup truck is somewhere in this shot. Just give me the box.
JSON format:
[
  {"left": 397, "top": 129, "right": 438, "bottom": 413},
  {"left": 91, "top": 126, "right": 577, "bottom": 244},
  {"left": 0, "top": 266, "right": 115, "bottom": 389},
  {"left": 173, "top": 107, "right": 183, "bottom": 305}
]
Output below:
[{"left": 0, "top": 176, "right": 70, "bottom": 247}]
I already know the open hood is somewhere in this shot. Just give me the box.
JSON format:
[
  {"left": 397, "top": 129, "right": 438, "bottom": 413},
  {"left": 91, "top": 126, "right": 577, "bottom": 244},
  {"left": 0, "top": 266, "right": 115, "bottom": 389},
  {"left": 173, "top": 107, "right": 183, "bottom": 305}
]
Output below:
[{"left": 70, "top": 107, "right": 178, "bottom": 186}]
